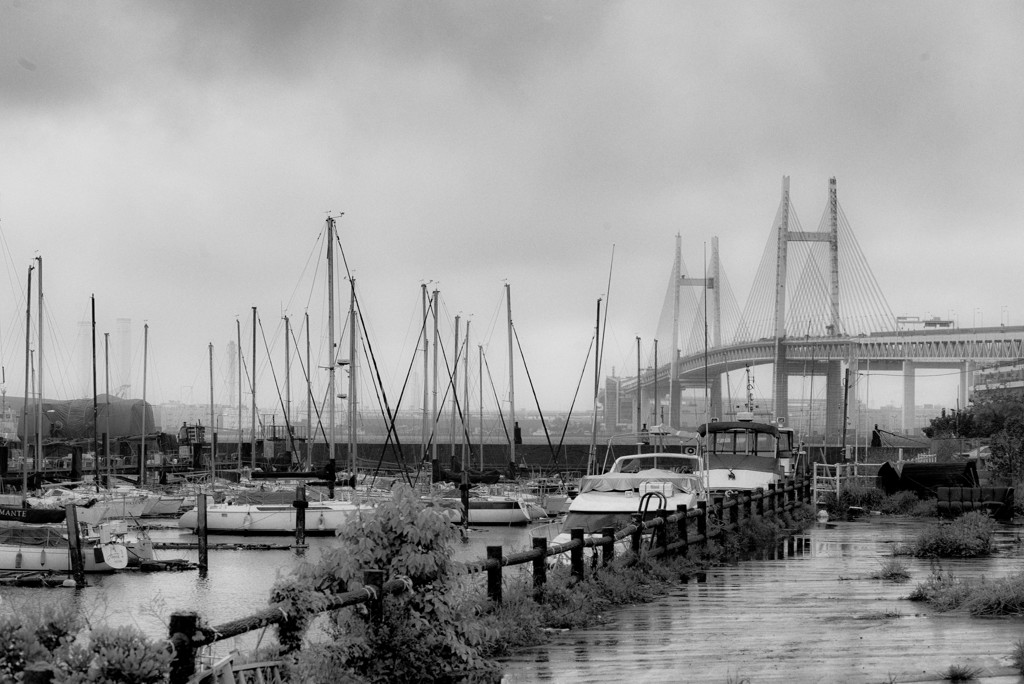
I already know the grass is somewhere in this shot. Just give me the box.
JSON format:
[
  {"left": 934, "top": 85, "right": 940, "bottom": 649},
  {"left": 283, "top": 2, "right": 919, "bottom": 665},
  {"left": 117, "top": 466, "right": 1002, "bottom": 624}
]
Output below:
[
  {"left": 942, "top": 663, "right": 981, "bottom": 681},
  {"left": 895, "top": 512, "right": 996, "bottom": 558},
  {"left": 871, "top": 558, "right": 911, "bottom": 582},
  {"left": 821, "top": 485, "right": 937, "bottom": 518}
]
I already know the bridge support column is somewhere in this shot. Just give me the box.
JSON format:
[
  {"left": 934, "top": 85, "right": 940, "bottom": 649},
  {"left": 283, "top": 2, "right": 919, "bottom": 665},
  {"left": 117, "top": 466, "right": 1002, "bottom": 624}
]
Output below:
[
  {"left": 773, "top": 343, "right": 788, "bottom": 424},
  {"left": 709, "top": 373, "right": 723, "bottom": 421},
  {"left": 824, "top": 360, "right": 843, "bottom": 447},
  {"left": 902, "top": 361, "right": 916, "bottom": 434},
  {"left": 669, "top": 358, "right": 681, "bottom": 429},
  {"left": 960, "top": 361, "right": 971, "bottom": 408}
]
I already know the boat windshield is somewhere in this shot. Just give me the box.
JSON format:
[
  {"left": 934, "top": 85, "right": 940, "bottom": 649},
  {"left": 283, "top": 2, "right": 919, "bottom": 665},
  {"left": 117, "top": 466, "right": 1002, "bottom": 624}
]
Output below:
[
  {"left": 708, "top": 429, "right": 777, "bottom": 456},
  {"left": 614, "top": 455, "right": 699, "bottom": 474}
]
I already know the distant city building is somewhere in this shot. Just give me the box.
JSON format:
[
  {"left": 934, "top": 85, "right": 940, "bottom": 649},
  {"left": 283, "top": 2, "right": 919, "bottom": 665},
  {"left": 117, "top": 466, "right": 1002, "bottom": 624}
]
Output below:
[{"left": 972, "top": 361, "right": 1024, "bottom": 399}]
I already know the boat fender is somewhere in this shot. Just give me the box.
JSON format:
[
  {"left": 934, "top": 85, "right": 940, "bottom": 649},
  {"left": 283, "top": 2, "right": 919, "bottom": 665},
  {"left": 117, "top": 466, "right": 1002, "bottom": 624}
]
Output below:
[
  {"left": 40, "top": 549, "right": 46, "bottom": 566},
  {"left": 15, "top": 549, "right": 22, "bottom": 569},
  {"left": 317, "top": 513, "right": 326, "bottom": 531},
  {"left": 243, "top": 513, "right": 253, "bottom": 531}
]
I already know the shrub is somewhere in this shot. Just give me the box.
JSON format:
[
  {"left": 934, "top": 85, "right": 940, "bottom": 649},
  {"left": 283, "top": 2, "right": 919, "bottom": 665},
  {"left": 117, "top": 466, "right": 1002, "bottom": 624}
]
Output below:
[
  {"left": 52, "top": 625, "right": 174, "bottom": 684},
  {"left": 871, "top": 558, "right": 911, "bottom": 582},
  {"left": 908, "top": 512, "right": 996, "bottom": 558},
  {"left": 273, "top": 484, "right": 501, "bottom": 683},
  {"left": 877, "top": 490, "right": 921, "bottom": 515}
]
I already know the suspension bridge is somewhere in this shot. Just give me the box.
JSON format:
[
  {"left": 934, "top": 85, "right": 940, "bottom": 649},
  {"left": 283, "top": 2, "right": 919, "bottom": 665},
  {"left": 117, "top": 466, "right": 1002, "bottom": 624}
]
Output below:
[{"left": 605, "top": 176, "right": 1024, "bottom": 445}]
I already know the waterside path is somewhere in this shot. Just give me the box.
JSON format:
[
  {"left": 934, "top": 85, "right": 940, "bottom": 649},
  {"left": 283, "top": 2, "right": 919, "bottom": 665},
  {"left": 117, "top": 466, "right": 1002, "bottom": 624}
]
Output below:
[{"left": 498, "top": 517, "right": 1024, "bottom": 684}]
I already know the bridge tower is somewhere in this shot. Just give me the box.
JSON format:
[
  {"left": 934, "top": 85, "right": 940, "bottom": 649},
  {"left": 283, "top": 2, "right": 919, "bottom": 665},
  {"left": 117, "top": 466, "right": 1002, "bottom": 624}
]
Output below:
[
  {"left": 669, "top": 234, "right": 720, "bottom": 428},
  {"left": 773, "top": 177, "right": 841, "bottom": 431}
]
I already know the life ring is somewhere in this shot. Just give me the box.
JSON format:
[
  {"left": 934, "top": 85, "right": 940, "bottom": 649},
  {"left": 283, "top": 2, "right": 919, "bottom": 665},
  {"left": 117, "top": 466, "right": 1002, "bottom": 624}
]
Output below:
[{"left": 317, "top": 514, "right": 326, "bottom": 531}]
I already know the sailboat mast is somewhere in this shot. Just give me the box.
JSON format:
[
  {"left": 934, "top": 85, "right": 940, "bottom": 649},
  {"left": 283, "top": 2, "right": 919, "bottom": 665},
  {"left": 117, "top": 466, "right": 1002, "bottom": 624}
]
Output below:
[
  {"left": 209, "top": 342, "right": 215, "bottom": 480},
  {"left": 420, "top": 284, "right": 429, "bottom": 467},
  {"left": 653, "top": 339, "right": 659, "bottom": 427},
  {"left": 462, "top": 319, "right": 470, "bottom": 466},
  {"left": 348, "top": 276, "right": 357, "bottom": 483},
  {"left": 506, "top": 283, "right": 515, "bottom": 471},
  {"left": 92, "top": 295, "right": 99, "bottom": 491},
  {"left": 450, "top": 314, "right": 459, "bottom": 463},
  {"left": 305, "top": 313, "right": 311, "bottom": 470},
  {"left": 21, "top": 264, "right": 32, "bottom": 498},
  {"left": 587, "top": 297, "right": 600, "bottom": 476},
  {"left": 236, "top": 319, "right": 242, "bottom": 469},
  {"left": 35, "top": 256, "right": 42, "bottom": 472},
  {"left": 140, "top": 322, "right": 148, "bottom": 484},
  {"left": 104, "top": 332, "right": 110, "bottom": 485},
  {"left": 251, "top": 307, "right": 257, "bottom": 470},
  {"left": 431, "top": 288, "right": 439, "bottom": 482},
  {"left": 635, "top": 336, "right": 642, "bottom": 436},
  {"left": 284, "top": 315, "right": 291, "bottom": 430},
  {"left": 326, "top": 216, "right": 336, "bottom": 484},
  {"left": 478, "top": 343, "right": 483, "bottom": 471}
]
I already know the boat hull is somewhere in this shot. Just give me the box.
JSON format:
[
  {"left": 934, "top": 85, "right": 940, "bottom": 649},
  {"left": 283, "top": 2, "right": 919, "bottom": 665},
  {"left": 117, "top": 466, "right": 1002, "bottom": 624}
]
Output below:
[
  {"left": 465, "top": 498, "right": 547, "bottom": 525},
  {"left": 177, "top": 501, "right": 362, "bottom": 534}
]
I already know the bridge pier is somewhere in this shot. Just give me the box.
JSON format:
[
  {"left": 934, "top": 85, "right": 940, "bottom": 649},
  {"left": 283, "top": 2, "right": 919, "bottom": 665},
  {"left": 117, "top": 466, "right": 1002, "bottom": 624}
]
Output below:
[
  {"left": 902, "top": 361, "right": 916, "bottom": 433},
  {"left": 824, "top": 360, "right": 844, "bottom": 447},
  {"left": 709, "top": 374, "right": 723, "bottom": 421},
  {"left": 773, "top": 343, "right": 788, "bottom": 425}
]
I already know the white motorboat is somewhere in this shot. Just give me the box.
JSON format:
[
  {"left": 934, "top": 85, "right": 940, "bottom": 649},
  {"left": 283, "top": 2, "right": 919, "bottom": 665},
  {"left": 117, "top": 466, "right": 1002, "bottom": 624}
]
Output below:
[
  {"left": 547, "top": 451, "right": 707, "bottom": 546},
  {"left": 699, "top": 412, "right": 801, "bottom": 495}
]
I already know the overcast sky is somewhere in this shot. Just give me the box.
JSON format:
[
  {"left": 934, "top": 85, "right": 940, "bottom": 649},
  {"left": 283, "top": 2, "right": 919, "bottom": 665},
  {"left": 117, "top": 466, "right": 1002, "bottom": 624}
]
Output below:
[{"left": 1, "top": 1, "right": 1021, "bottom": 423}]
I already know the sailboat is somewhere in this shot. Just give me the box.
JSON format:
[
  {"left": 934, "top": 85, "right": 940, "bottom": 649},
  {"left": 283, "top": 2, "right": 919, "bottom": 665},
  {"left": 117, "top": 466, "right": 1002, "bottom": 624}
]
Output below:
[{"left": 177, "top": 215, "right": 365, "bottom": 535}]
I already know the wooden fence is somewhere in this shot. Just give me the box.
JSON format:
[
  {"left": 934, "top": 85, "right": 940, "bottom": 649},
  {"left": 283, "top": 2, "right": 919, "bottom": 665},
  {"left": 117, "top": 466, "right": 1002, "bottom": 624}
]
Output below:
[{"left": 168, "top": 475, "right": 813, "bottom": 683}]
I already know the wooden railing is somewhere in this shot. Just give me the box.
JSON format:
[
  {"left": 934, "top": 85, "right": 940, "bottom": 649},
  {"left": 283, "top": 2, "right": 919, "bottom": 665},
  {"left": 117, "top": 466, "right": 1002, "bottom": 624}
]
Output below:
[{"left": 170, "top": 475, "right": 813, "bottom": 683}]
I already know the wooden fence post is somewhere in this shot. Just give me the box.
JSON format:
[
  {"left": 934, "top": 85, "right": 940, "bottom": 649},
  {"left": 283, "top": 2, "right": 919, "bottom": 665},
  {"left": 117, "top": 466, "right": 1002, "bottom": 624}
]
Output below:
[
  {"left": 364, "top": 568, "right": 384, "bottom": 623},
  {"left": 697, "top": 500, "right": 708, "bottom": 542},
  {"left": 487, "top": 546, "right": 503, "bottom": 603},
  {"left": 655, "top": 510, "right": 667, "bottom": 552},
  {"left": 168, "top": 611, "right": 199, "bottom": 684},
  {"left": 601, "top": 526, "right": 615, "bottom": 566},
  {"left": 630, "top": 516, "right": 642, "bottom": 555},
  {"left": 570, "top": 529, "right": 585, "bottom": 581},
  {"left": 294, "top": 485, "right": 308, "bottom": 552},
  {"left": 197, "top": 493, "right": 208, "bottom": 576},
  {"left": 532, "top": 537, "right": 547, "bottom": 597},
  {"left": 756, "top": 489, "right": 765, "bottom": 518},
  {"left": 676, "top": 504, "right": 688, "bottom": 549},
  {"left": 767, "top": 483, "right": 777, "bottom": 515},
  {"left": 64, "top": 505, "right": 85, "bottom": 588}
]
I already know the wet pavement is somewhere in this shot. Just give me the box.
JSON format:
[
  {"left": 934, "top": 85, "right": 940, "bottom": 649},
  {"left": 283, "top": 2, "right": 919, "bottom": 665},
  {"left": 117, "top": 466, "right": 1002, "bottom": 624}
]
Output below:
[{"left": 498, "top": 516, "right": 1024, "bottom": 684}]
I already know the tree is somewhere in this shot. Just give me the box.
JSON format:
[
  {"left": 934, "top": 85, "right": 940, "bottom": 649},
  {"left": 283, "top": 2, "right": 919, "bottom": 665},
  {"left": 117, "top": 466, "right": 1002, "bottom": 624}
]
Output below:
[{"left": 271, "top": 484, "right": 500, "bottom": 683}]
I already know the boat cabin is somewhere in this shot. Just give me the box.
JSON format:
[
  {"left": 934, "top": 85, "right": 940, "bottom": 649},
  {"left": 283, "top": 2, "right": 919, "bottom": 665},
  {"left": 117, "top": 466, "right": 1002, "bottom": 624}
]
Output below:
[{"left": 698, "top": 413, "right": 799, "bottom": 492}]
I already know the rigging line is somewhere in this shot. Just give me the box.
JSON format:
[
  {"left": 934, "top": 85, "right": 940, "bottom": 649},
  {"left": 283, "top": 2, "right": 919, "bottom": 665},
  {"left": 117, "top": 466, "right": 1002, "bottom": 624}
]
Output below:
[
  {"left": 257, "top": 316, "right": 301, "bottom": 459},
  {"left": 284, "top": 323, "right": 332, "bottom": 457},
  {"left": 285, "top": 228, "right": 327, "bottom": 319},
  {"left": 422, "top": 330, "right": 466, "bottom": 461},
  {"left": 481, "top": 349, "right": 511, "bottom": 445},
  {"left": 511, "top": 323, "right": 555, "bottom": 465},
  {"left": 554, "top": 333, "right": 595, "bottom": 468},
  {"left": 354, "top": 296, "right": 414, "bottom": 487},
  {"left": 598, "top": 245, "right": 615, "bottom": 384}
]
